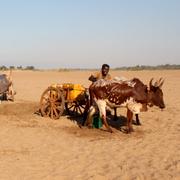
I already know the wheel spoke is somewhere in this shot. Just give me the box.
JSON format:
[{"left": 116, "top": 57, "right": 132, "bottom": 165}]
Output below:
[
  {"left": 75, "top": 107, "right": 79, "bottom": 115},
  {"left": 78, "top": 106, "right": 83, "bottom": 114},
  {"left": 53, "top": 107, "right": 59, "bottom": 118},
  {"left": 41, "top": 102, "right": 50, "bottom": 108},
  {"left": 72, "top": 105, "right": 76, "bottom": 113},
  {"left": 42, "top": 96, "right": 49, "bottom": 102},
  {"left": 48, "top": 93, "right": 52, "bottom": 100},
  {"left": 68, "top": 104, "right": 74, "bottom": 110},
  {"left": 54, "top": 101, "right": 62, "bottom": 106},
  {"left": 46, "top": 108, "right": 51, "bottom": 117},
  {"left": 53, "top": 95, "right": 59, "bottom": 101},
  {"left": 50, "top": 106, "right": 54, "bottom": 119},
  {"left": 79, "top": 104, "right": 85, "bottom": 109}
]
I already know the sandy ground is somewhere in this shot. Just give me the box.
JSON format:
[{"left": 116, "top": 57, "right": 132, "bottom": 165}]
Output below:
[{"left": 0, "top": 70, "right": 179, "bottom": 180}]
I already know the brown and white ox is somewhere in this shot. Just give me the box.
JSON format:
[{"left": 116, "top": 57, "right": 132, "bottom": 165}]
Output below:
[
  {"left": 85, "top": 78, "right": 165, "bottom": 133},
  {"left": 0, "top": 70, "right": 16, "bottom": 101}
]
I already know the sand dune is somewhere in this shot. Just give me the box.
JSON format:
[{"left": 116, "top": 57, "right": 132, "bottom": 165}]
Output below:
[{"left": 0, "top": 70, "right": 179, "bottom": 179}]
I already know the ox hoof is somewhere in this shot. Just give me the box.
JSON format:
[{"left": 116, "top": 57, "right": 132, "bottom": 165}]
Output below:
[
  {"left": 125, "top": 128, "right": 134, "bottom": 134},
  {"left": 133, "top": 120, "right": 141, "bottom": 126},
  {"left": 87, "top": 124, "right": 93, "bottom": 129},
  {"left": 136, "top": 120, "right": 141, "bottom": 126},
  {"left": 108, "top": 128, "right": 113, "bottom": 133},
  {"left": 136, "top": 122, "right": 141, "bottom": 126},
  {"left": 129, "top": 129, "right": 134, "bottom": 133}
]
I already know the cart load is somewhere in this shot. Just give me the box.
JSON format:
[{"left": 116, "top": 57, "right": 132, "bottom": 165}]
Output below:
[{"left": 62, "top": 83, "right": 85, "bottom": 100}]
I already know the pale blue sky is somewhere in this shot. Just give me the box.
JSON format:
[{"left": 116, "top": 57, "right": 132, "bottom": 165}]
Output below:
[{"left": 0, "top": 0, "right": 179, "bottom": 69}]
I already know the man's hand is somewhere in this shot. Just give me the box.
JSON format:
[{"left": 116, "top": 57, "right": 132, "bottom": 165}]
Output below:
[{"left": 88, "top": 75, "right": 97, "bottom": 82}]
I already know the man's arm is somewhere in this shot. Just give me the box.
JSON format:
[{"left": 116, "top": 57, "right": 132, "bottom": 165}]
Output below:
[{"left": 88, "top": 75, "right": 97, "bottom": 82}]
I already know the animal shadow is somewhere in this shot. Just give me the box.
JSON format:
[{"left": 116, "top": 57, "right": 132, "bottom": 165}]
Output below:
[
  {"left": 107, "top": 114, "right": 127, "bottom": 131},
  {"left": 66, "top": 114, "right": 84, "bottom": 128}
]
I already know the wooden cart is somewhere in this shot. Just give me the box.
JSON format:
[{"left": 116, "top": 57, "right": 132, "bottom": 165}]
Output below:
[{"left": 39, "top": 83, "right": 88, "bottom": 119}]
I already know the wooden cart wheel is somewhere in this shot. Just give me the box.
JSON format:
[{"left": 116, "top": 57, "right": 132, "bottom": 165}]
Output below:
[
  {"left": 40, "top": 87, "right": 65, "bottom": 119},
  {"left": 65, "top": 100, "right": 86, "bottom": 117}
]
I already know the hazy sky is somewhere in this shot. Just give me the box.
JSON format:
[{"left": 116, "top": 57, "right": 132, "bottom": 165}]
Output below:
[{"left": 0, "top": 0, "right": 179, "bottom": 69}]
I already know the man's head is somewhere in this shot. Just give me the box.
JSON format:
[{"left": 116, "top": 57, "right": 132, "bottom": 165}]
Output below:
[{"left": 101, "top": 64, "right": 110, "bottom": 77}]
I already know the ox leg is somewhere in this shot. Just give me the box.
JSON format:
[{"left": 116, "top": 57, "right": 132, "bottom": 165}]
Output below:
[
  {"left": 101, "top": 114, "right": 113, "bottom": 133},
  {"left": 135, "top": 114, "right": 141, "bottom": 125},
  {"left": 97, "top": 100, "right": 113, "bottom": 133},
  {"left": 85, "top": 106, "right": 96, "bottom": 128},
  {"left": 127, "top": 109, "right": 134, "bottom": 133},
  {"left": 113, "top": 107, "right": 117, "bottom": 121}
]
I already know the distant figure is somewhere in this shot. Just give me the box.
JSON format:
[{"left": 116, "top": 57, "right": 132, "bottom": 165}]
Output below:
[
  {"left": 88, "top": 64, "right": 112, "bottom": 82},
  {"left": 0, "top": 70, "right": 16, "bottom": 101}
]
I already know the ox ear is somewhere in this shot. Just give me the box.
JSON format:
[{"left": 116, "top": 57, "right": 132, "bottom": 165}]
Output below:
[{"left": 154, "top": 77, "right": 162, "bottom": 87}]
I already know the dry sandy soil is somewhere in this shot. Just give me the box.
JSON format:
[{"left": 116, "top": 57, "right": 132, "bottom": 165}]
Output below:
[{"left": 0, "top": 70, "right": 179, "bottom": 180}]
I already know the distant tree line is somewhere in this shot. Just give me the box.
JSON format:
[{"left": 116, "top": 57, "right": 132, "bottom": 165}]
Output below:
[
  {"left": 58, "top": 64, "right": 180, "bottom": 71},
  {"left": 114, "top": 64, "right": 180, "bottom": 71},
  {"left": 1, "top": 64, "right": 180, "bottom": 71},
  {"left": 0, "top": 65, "right": 35, "bottom": 70}
]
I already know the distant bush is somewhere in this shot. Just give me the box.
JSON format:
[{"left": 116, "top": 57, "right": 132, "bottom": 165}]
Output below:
[
  {"left": 0, "top": 65, "right": 37, "bottom": 71},
  {"left": 58, "top": 68, "right": 70, "bottom": 72},
  {"left": 24, "top": 66, "right": 35, "bottom": 70},
  {"left": 9, "top": 66, "right": 15, "bottom": 69},
  {"left": 17, "top": 66, "right": 23, "bottom": 70},
  {"left": 0, "top": 66, "right": 8, "bottom": 70}
]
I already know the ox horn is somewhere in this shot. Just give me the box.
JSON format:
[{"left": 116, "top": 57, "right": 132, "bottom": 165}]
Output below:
[
  {"left": 153, "top": 77, "right": 163, "bottom": 87},
  {"left": 149, "top": 78, "right": 154, "bottom": 88},
  {"left": 154, "top": 77, "right": 163, "bottom": 87},
  {"left": 154, "top": 77, "right": 164, "bottom": 88},
  {"left": 158, "top": 78, "right": 164, "bottom": 89}
]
